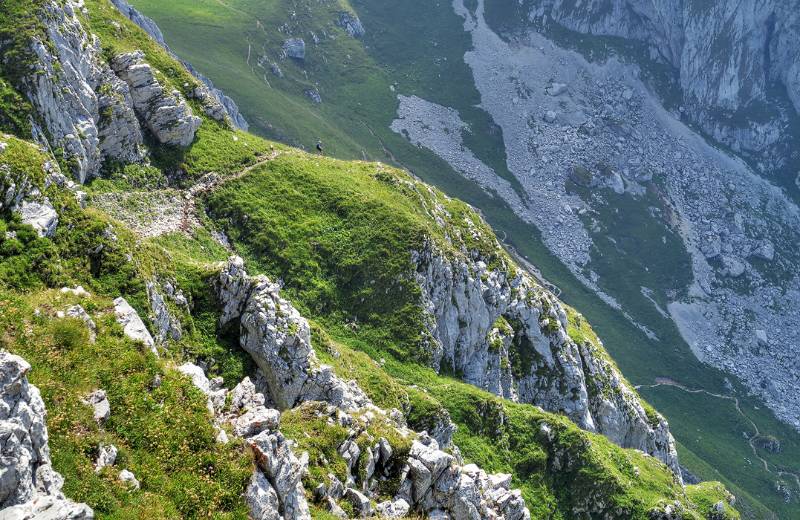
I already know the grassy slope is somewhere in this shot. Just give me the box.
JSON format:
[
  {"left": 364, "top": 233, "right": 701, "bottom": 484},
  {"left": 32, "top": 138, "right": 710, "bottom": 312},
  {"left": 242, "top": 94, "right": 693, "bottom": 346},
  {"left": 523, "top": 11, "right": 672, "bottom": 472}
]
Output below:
[{"left": 129, "top": 0, "right": 800, "bottom": 517}]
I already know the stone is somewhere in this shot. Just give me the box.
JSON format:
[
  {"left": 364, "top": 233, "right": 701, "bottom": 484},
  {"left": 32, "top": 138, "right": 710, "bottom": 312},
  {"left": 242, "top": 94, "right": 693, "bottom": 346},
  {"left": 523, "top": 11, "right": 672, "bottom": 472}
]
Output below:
[
  {"left": 337, "top": 12, "right": 365, "bottom": 38},
  {"left": 547, "top": 82, "right": 568, "bottom": 96},
  {"left": 0, "top": 350, "right": 93, "bottom": 517},
  {"left": 114, "top": 297, "right": 156, "bottom": 354},
  {"left": 283, "top": 38, "right": 306, "bottom": 60},
  {"left": 543, "top": 110, "right": 558, "bottom": 123},
  {"left": 376, "top": 498, "right": 410, "bottom": 518},
  {"left": 323, "top": 496, "right": 348, "bottom": 518},
  {"left": 751, "top": 241, "right": 775, "bottom": 261},
  {"left": 177, "top": 363, "right": 226, "bottom": 415},
  {"left": 18, "top": 199, "right": 58, "bottom": 237},
  {"left": 94, "top": 444, "right": 118, "bottom": 473},
  {"left": 246, "top": 470, "right": 281, "bottom": 520},
  {"left": 721, "top": 255, "right": 746, "bottom": 277},
  {"left": 344, "top": 488, "right": 372, "bottom": 518},
  {"left": 65, "top": 305, "right": 97, "bottom": 343},
  {"left": 232, "top": 408, "right": 281, "bottom": 438},
  {"left": 110, "top": 51, "right": 201, "bottom": 147},
  {"left": 118, "top": 469, "right": 140, "bottom": 490},
  {"left": 248, "top": 431, "right": 311, "bottom": 519},
  {"left": 305, "top": 89, "right": 322, "bottom": 104},
  {"left": 83, "top": 390, "right": 110, "bottom": 424}
]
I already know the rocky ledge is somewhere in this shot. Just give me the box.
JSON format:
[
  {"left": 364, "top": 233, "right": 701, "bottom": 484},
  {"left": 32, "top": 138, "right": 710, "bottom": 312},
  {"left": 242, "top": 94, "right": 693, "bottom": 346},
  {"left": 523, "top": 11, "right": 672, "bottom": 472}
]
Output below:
[
  {"left": 212, "top": 256, "right": 531, "bottom": 519},
  {"left": 0, "top": 350, "right": 93, "bottom": 519}
]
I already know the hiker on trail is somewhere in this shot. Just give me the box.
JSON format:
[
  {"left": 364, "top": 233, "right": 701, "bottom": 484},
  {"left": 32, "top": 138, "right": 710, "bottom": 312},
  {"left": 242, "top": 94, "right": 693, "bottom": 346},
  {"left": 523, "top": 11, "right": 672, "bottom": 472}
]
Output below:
[{"left": 316, "top": 139, "right": 324, "bottom": 155}]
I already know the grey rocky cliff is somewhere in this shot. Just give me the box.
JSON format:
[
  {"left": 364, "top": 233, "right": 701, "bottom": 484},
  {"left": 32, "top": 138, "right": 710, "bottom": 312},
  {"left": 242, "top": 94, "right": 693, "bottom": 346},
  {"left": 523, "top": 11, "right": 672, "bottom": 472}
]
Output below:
[
  {"left": 110, "top": 51, "right": 201, "bottom": 148},
  {"left": 26, "top": 0, "right": 145, "bottom": 183},
  {"left": 523, "top": 0, "right": 800, "bottom": 156},
  {"left": 0, "top": 350, "right": 93, "bottom": 519},
  {"left": 413, "top": 240, "right": 681, "bottom": 477},
  {"left": 213, "top": 256, "right": 531, "bottom": 519},
  {"left": 110, "top": 0, "right": 249, "bottom": 131}
]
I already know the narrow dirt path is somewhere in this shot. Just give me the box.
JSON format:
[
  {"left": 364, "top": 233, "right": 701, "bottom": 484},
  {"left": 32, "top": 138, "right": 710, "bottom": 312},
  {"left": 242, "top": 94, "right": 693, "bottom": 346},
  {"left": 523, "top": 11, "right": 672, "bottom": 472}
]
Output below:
[
  {"left": 637, "top": 379, "right": 800, "bottom": 492},
  {"left": 179, "top": 150, "right": 281, "bottom": 232}
]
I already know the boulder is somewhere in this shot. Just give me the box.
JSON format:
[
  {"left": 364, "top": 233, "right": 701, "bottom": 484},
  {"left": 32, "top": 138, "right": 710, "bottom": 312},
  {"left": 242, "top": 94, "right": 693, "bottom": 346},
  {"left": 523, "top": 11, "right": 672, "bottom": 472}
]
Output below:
[
  {"left": 283, "top": 38, "right": 306, "bottom": 60},
  {"left": 118, "top": 469, "right": 140, "bottom": 490},
  {"left": 83, "top": 389, "right": 110, "bottom": 424},
  {"left": 113, "top": 297, "right": 156, "bottom": 354},
  {"left": 18, "top": 199, "right": 58, "bottom": 237},
  {"left": 94, "top": 444, "right": 118, "bottom": 473},
  {"left": 232, "top": 407, "right": 281, "bottom": 438},
  {"left": 344, "top": 488, "right": 372, "bottom": 518},
  {"left": 65, "top": 305, "right": 97, "bottom": 343},
  {"left": 546, "top": 82, "right": 568, "bottom": 96},
  {"left": 337, "top": 12, "right": 365, "bottom": 38},
  {"left": 376, "top": 498, "right": 410, "bottom": 518}
]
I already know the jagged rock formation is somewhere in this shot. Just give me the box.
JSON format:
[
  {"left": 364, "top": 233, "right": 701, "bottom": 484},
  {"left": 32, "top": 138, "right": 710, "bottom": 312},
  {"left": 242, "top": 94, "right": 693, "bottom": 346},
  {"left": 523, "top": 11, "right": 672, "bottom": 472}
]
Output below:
[
  {"left": 110, "top": 51, "right": 201, "bottom": 148},
  {"left": 413, "top": 241, "right": 681, "bottom": 477},
  {"left": 27, "top": 0, "right": 146, "bottom": 182},
  {"left": 523, "top": 0, "right": 800, "bottom": 156},
  {"left": 337, "top": 12, "right": 365, "bottom": 38},
  {"left": 0, "top": 350, "right": 93, "bottom": 519},
  {"left": 113, "top": 297, "right": 156, "bottom": 354},
  {"left": 110, "top": 0, "right": 250, "bottom": 130},
  {"left": 212, "top": 256, "right": 532, "bottom": 519},
  {"left": 218, "top": 256, "right": 372, "bottom": 411},
  {"left": 283, "top": 39, "right": 306, "bottom": 60},
  {"left": 147, "top": 282, "right": 182, "bottom": 344}
]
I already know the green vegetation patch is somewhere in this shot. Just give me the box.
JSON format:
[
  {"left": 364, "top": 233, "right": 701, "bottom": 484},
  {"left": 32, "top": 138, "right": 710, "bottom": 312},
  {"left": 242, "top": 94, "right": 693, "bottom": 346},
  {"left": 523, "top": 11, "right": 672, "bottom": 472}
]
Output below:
[{"left": 2, "top": 290, "right": 251, "bottom": 519}]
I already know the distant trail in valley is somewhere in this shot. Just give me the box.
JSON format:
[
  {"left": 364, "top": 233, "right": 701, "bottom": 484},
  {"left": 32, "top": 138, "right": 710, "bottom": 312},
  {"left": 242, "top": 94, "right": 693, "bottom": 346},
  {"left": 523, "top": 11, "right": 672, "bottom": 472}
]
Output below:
[{"left": 637, "top": 379, "right": 800, "bottom": 493}]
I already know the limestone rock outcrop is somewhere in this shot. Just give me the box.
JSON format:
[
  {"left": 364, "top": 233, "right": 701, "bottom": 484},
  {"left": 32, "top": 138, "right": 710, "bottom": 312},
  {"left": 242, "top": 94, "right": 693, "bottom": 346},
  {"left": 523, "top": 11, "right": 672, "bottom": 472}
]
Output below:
[
  {"left": 0, "top": 350, "right": 93, "bottom": 518},
  {"left": 524, "top": 0, "right": 800, "bottom": 156},
  {"left": 110, "top": 52, "right": 201, "bottom": 148},
  {"left": 337, "top": 12, "right": 365, "bottom": 38},
  {"left": 217, "top": 257, "right": 370, "bottom": 411},
  {"left": 212, "top": 257, "right": 532, "bottom": 519},
  {"left": 113, "top": 297, "right": 156, "bottom": 354},
  {"left": 110, "top": 0, "right": 249, "bottom": 130},
  {"left": 26, "top": 1, "right": 145, "bottom": 183},
  {"left": 413, "top": 241, "right": 681, "bottom": 477}
]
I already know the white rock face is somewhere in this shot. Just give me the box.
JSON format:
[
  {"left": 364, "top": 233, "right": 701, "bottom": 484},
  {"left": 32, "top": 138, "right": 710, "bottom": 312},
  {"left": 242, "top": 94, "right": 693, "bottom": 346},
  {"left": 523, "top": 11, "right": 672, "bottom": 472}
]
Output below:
[
  {"left": 413, "top": 241, "right": 681, "bottom": 477},
  {"left": 18, "top": 199, "right": 58, "bottom": 238},
  {"left": 217, "top": 257, "right": 371, "bottom": 411},
  {"left": 0, "top": 350, "right": 93, "bottom": 518},
  {"left": 530, "top": 0, "right": 800, "bottom": 153},
  {"left": 110, "top": 0, "right": 249, "bottom": 130},
  {"left": 110, "top": 51, "right": 201, "bottom": 148},
  {"left": 26, "top": 1, "right": 145, "bottom": 183},
  {"left": 214, "top": 257, "right": 532, "bottom": 520},
  {"left": 113, "top": 297, "right": 156, "bottom": 354}
]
